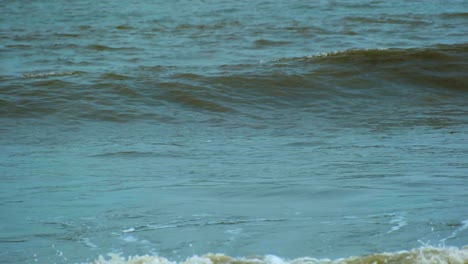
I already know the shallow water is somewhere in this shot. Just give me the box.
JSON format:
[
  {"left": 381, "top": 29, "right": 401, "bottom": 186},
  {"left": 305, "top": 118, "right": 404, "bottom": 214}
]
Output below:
[{"left": 1, "top": 1, "right": 468, "bottom": 263}]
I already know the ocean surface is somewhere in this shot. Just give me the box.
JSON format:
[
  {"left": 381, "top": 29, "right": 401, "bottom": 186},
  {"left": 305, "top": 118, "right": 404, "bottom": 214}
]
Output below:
[{"left": 1, "top": 0, "right": 468, "bottom": 263}]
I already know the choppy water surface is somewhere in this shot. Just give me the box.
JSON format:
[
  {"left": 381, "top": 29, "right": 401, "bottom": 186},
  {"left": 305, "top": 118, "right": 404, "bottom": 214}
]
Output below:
[{"left": 1, "top": 1, "right": 468, "bottom": 263}]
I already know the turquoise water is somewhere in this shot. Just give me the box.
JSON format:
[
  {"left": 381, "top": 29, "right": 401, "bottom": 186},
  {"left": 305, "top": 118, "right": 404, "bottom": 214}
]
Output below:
[{"left": 1, "top": 1, "right": 468, "bottom": 263}]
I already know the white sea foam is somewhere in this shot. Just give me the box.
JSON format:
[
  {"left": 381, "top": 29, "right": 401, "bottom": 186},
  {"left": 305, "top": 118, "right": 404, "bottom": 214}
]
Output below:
[
  {"left": 22, "top": 71, "right": 81, "bottom": 78},
  {"left": 82, "top": 238, "right": 97, "bottom": 249},
  {"left": 387, "top": 213, "right": 408, "bottom": 234},
  {"left": 90, "top": 246, "right": 468, "bottom": 264},
  {"left": 440, "top": 218, "right": 468, "bottom": 243},
  {"left": 123, "top": 228, "right": 136, "bottom": 233},
  {"left": 121, "top": 235, "right": 138, "bottom": 243}
]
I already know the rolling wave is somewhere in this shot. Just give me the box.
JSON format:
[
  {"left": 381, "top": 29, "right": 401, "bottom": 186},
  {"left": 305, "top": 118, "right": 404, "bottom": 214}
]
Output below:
[{"left": 2, "top": 43, "right": 467, "bottom": 122}]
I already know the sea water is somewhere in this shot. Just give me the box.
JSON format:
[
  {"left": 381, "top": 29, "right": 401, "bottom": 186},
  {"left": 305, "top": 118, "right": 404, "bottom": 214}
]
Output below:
[{"left": 1, "top": 1, "right": 468, "bottom": 263}]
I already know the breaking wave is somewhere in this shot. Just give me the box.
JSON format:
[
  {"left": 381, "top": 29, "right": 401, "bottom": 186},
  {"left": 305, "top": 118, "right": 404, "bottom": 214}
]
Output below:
[{"left": 91, "top": 246, "right": 468, "bottom": 264}]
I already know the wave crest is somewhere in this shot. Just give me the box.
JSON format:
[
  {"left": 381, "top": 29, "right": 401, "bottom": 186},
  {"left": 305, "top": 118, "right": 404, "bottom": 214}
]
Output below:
[{"left": 273, "top": 43, "right": 468, "bottom": 64}]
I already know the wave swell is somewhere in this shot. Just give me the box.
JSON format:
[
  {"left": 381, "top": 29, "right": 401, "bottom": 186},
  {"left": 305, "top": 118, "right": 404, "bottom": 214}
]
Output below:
[{"left": 1, "top": 44, "right": 467, "bottom": 123}]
